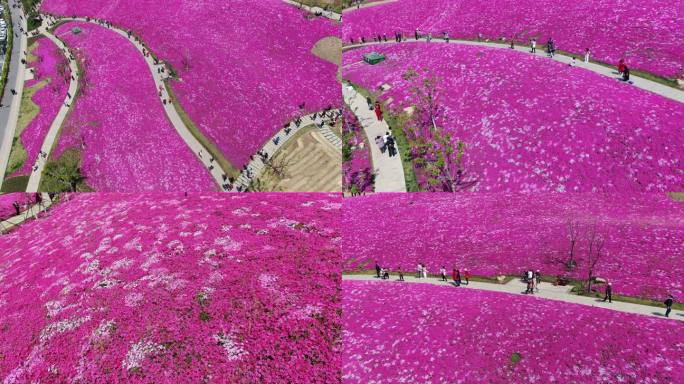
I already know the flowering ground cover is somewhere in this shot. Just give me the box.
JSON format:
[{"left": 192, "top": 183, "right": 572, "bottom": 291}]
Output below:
[
  {"left": 343, "top": 280, "right": 684, "bottom": 383},
  {"left": 342, "top": 108, "right": 373, "bottom": 194},
  {"left": 0, "top": 193, "right": 342, "bottom": 382},
  {"left": 342, "top": 0, "right": 684, "bottom": 79},
  {"left": 41, "top": 0, "right": 341, "bottom": 169},
  {"left": 343, "top": 193, "right": 684, "bottom": 298},
  {"left": 343, "top": 43, "right": 684, "bottom": 193},
  {"left": 50, "top": 22, "right": 215, "bottom": 192},
  {"left": 11, "top": 37, "right": 70, "bottom": 177},
  {"left": 0, "top": 193, "right": 33, "bottom": 221}
]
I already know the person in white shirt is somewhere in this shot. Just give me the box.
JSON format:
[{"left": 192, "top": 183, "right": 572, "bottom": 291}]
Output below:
[{"left": 584, "top": 48, "right": 590, "bottom": 63}]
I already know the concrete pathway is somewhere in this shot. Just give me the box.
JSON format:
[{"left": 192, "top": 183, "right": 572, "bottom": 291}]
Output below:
[
  {"left": 231, "top": 109, "right": 341, "bottom": 191},
  {"left": 39, "top": 16, "right": 228, "bottom": 190},
  {"left": 282, "top": 0, "right": 342, "bottom": 21},
  {"left": 25, "top": 23, "right": 79, "bottom": 192},
  {"left": 343, "top": 274, "right": 684, "bottom": 322},
  {"left": 0, "top": 192, "right": 53, "bottom": 233},
  {"left": 343, "top": 39, "right": 684, "bottom": 104},
  {"left": 342, "top": 0, "right": 399, "bottom": 13},
  {"left": 343, "top": 83, "right": 406, "bottom": 192},
  {"left": 0, "top": 0, "right": 28, "bottom": 188}
]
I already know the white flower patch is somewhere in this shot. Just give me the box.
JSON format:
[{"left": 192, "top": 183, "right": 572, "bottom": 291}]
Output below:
[
  {"left": 231, "top": 207, "right": 250, "bottom": 217},
  {"left": 141, "top": 252, "right": 161, "bottom": 270},
  {"left": 94, "top": 237, "right": 112, "bottom": 255},
  {"left": 207, "top": 271, "right": 224, "bottom": 284},
  {"left": 125, "top": 292, "right": 144, "bottom": 307},
  {"left": 45, "top": 301, "right": 64, "bottom": 318},
  {"left": 213, "top": 332, "right": 247, "bottom": 361},
  {"left": 290, "top": 304, "right": 322, "bottom": 320},
  {"left": 92, "top": 319, "right": 116, "bottom": 343},
  {"left": 122, "top": 340, "right": 164, "bottom": 370},
  {"left": 258, "top": 273, "right": 279, "bottom": 292},
  {"left": 40, "top": 315, "right": 91, "bottom": 343},
  {"left": 111, "top": 258, "right": 133, "bottom": 271},
  {"left": 221, "top": 225, "right": 232, "bottom": 233},
  {"left": 214, "top": 236, "right": 242, "bottom": 252},
  {"left": 239, "top": 223, "right": 251, "bottom": 229},
  {"left": 301, "top": 201, "right": 314, "bottom": 207},
  {"left": 321, "top": 202, "right": 342, "bottom": 211},
  {"left": 256, "top": 229, "right": 268, "bottom": 235},
  {"left": 123, "top": 237, "right": 143, "bottom": 252}
]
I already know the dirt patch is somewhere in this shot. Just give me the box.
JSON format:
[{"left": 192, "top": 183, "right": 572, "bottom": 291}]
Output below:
[{"left": 312, "top": 36, "right": 342, "bottom": 65}]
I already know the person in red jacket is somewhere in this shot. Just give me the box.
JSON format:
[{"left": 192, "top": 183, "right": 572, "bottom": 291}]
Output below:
[
  {"left": 374, "top": 101, "right": 383, "bottom": 121},
  {"left": 463, "top": 268, "right": 471, "bottom": 285},
  {"left": 617, "top": 58, "right": 626, "bottom": 75},
  {"left": 452, "top": 267, "right": 461, "bottom": 287}
]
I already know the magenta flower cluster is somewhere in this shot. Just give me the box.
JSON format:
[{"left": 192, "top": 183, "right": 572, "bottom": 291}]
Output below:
[
  {"left": 41, "top": 0, "right": 341, "bottom": 169},
  {"left": 50, "top": 22, "right": 216, "bottom": 192},
  {"left": 342, "top": 108, "right": 373, "bottom": 194},
  {"left": 12, "top": 37, "right": 69, "bottom": 177},
  {"left": 343, "top": 43, "right": 684, "bottom": 193},
  {"left": 343, "top": 280, "right": 684, "bottom": 383},
  {"left": 0, "top": 193, "right": 342, "bottom": 382},
  {"left": 343, "top": 193, "right": 684, "bottom": 298},
  {"left": 343, "top": 0, "right": 684, "bottom": 79}
]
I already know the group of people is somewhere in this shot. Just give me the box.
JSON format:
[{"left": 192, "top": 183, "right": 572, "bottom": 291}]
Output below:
[
  {"left": 374, "top": 131, "right": 397, "bottom": 158},
  {"left": 374, "top": 262, "right": 471, "bottom": 286}
]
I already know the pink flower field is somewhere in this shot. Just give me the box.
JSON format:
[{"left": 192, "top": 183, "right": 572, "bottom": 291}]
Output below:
[
  {"left": 343, "top": 193, "right": 684, "bottom": 298},
  {"left": 51, "top": 22, "right": 215, "bottom": 192},
  {"left": 41, "top": 0, "right": 341, "bottom": 169},
  {"left": 343, "top": 280, "right": 684, "bottom": 383},
  {"left": 343, "top": 43, "right": 684, "bottom": 193},
  {"left": 343, "top": 0, "right": 684, "bottom": 79},
  {"left": 12, "top": 37, "right": 70, "bottom": 177},
  {"left": 0, "top": 193, "right": 342, "bottom": 382}
]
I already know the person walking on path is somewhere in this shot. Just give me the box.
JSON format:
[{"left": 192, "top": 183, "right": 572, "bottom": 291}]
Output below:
[
  {"left": 530, "top": 38, "right": 536, "bottom": 53},
  {"left": 618, "top": 58, "right": 626, "bottom": 76},
  {"left": 463, "top": 268, "right": 470, "bottom": 285},
  {"left": 12, "top": 201, "right": 21, "bottom": 216},
  {"left": 416, "top": 263, "right": 423, "bottom": 278},
  {"left": 375, "top": 261, "right": 381, "bottom": 278},
  {"left": 421, "top": 264, "right": 428, "bottom": 278},
  {"left": 664, "top": 295, "right": 674, "bottom": 317},
  {"left": 375, "top": 135, "right": 386, "bottom": 153},
  {"left": 374, "top": 102, "right": 383, "bottom": 121},
  {"left": 584, "top": 48, "right": 591, "bottom": 63},
  {"left": 452, "top": 268, "right": 461, "bottom": 286},
  {"left": 440, "top": 266, "right": 447, "bottom": 282},
  {"left": 603, "top": 283, "right": 613, "bottom": 303},
  {"left": 535, "top": 270, "right": 541, "bottom": 292},
  {"left": 398, "top": 267, "right": 404, "bottom": 281}
]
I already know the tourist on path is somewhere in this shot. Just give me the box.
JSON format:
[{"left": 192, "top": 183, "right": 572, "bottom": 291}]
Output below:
[
  {"left": 618, "top": 58, "right": 626, "bottom": 76},
  {"left": 398, "top": 267, "right": 404, "bottom": 281},
  {"left": 452, "top": 268, "right": 461, "bottom": 286},
  {"left": 664, "top": 295, "right": 674, "bottom": 317},
  {"left": 375, "top": 261, "right": 381, "bottom": 278},
  {"left": 375, "top": 135, "right": 386, "bottom": 153},
  {"left": 421, "top": 264, "right": 428, "bottom": 278},
  {"left": 603, "top": 283, "right": 613, "bottom": 303},
  {"left": 440, "top": 266, "right": 447, "bottom": 282},
  {"left": 416, "top": 264, "right": 422, "bottom": 278},
  {"left": 530, "top": 38, "right": 536, "bottom": 53},
  {"left": 463, "top": 268, "right": 470, "bottom": 285},
  {"left": 622, "top": 66, "right": 631, "bottom": 82},
  {"left": 584, "top": 48, "right": 591, "bottom": 63},
  {"left": 535, "top": 270, "right": 541, "bottom": 292},
  {"left": 12, "top": 201, "right": 20, "bottom": 216},
  {"left": 374, "top": 102, "right": 383, "bottom": 121}
]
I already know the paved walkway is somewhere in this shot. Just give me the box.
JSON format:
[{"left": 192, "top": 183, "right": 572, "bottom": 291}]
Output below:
[
  {"left": 0, "top": 0, "right": 28, "bottom": 188},
  {"left": 25, "top": 23, "right": 79, "bottom": 192},
  {"left": 231, "top": 109, "right": 341, "bottom": 191},
  {"left": 282, "top": 0, "right": 342, "bottom": 21},
  {"left": 342, "top": 0, "right": 399, "bottom": 13},
  {"left": 343, "top": 83, "right": 406, "bottom": 192},
  {"left": 343, "top": 274, "right": 683, "bottom": 322},
  {"left": 0, "top": 192, "right": 53, "bottom": 233},
  {"left": 343, "top": 39, "right": 684, "bottom": 104},
  {"left": 40, "top": 16, "right": 229, "bottom": 190}
]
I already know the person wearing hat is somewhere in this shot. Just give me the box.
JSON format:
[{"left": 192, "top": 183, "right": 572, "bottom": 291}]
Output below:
[{"left": 664, "top": 295, "right": 674, "bottom": 317}]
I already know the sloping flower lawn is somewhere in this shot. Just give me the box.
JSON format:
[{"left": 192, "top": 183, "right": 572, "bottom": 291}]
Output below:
[
  {"left": 0, "top": 193, "right": 342, "bottom": 382},
  {"left": 343, "top": 193, "right": 684, "bottom": 298},
  {"left": 50, "top": 22, "right": 215, "bottom": 192},
  {"left": 343, "top": 280, "right": 684, "bottom": 383},
  {"left": 343, "top": 43, "right": 684, "bottom": 193}
]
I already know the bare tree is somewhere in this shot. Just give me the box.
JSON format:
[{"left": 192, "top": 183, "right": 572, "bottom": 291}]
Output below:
[
  {"left": 566, "top": 219, "right": 580, "bottom": 270},
  {"left": 263, "top": 156, "right": 293, "bottom": 181},
  {"left": 584, "top": 222, "right": 605, "bottom": 294}
]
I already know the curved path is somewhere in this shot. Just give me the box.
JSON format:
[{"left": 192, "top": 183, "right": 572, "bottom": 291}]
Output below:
[
  {"left": 282, "top": 0, "right": 342, "bottom": 21},
  {"left": 37, "top": 15, "right": 229, "bottom": 191},
  {"left": 231, "top": 109, "right": 341, "bottom": 191},
  {"left": 343, "top": 273, "right": 684, "bottom": 322},
  {"left": 25, "top": 22, "right": 79, "bottom": 192},
  {"left": 342, "top": 0, "right": 399, "bottom": 13},
  {"left": 0, "top": 192, "right": 53, "bottom": 233},
  {"left": 343, "top": 83, "right": 406, "bottom": 192},
  {"left": 0, "top": 0, "right": 28, "bottom": 189},
  {"left": 343, "top": 38, "right": 684, "bottom": 104}
]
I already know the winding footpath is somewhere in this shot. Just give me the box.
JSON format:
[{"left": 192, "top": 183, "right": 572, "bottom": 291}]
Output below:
[
  {"left": 0, "top": 0, "right": 27, "bottom": 189},
  {"left": 231, "top": 109, "right": 341, "bottom": 191},
  {"left": 282, "top": 0, "right": 342, "bottom": 21},
  {"left": 343, "top": 274, "right": 684, "bottom": 322},
  {"left": 35, "top": 16, "right": 230, "bottom": 191},
  {"left": 342, "top": 38, "right": 684, "bottom": 104},
  {"left": 343, "top": 83, "right": 407, "bottom": 192},
  {"left": 25, "top": 22, "right": 79, "bottom": 192}
]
